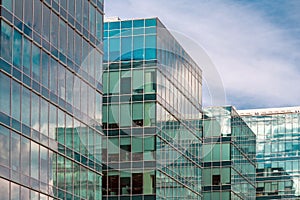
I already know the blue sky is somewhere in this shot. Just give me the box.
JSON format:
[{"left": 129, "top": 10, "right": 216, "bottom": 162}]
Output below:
[{"left": 105, "top": 0, "right": 300, "bottom": 109}]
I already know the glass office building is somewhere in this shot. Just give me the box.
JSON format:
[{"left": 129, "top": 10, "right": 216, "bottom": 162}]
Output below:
[
  {"left": 0, "top": 0, "right": 104, "bottom": 199},
  {"left": 239, "top": 107, "right": 300, "bottom": 199},
  {"left": 102, "top": 18, "right": 203, "bottom": 199},
  {"left": 202, "top": 106, "right": 256, "bottom": 200}
]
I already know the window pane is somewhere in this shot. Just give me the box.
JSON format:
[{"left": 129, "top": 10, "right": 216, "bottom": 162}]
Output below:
[
  {"left": 212, "top": 175, "right": 221, "bottom": 185},
  {"left": 96, "top": 12, "right": 103, "bottom": 41},
  {"left": 21, "top": 187, "right": 29, "bottom": 200},
  {"left": 202, "top": 169, "right": 211, "bottom": 185},
  {"left": 120, "top": 104, "right": 131, "bottom": 127},
  {"left": 144, "top": 136, "right": 155, "bottom": 151},
  {"left": 144, "top": 69, "right": 156, "bottom": 93},
  {"left": 132, "top": 173, "right": 143, "bottom": 194},
  {"left": 11, "top": 181, "right": 20, "bottom": 200},
  {"left": 66, "top": 70, "right": 73, "bottom": 105},
  {"left": 133, "top": 70, "right": 143, "bottom": 94},
  {"left": 133, "top": 36, "right": 144, "bottom": 60},
  {"left": 40, "top": 146, "right": 48, "bottom": 184},
  {"left": 33, "top": 0, "right": 42, "bottom": 34},
  {"left": 145, "top": 35, "right": 156, "bottom": 60},
  {"left": 59, "top": 20, "right": 67, "bottom": 54},
  {"left": 95, "top": 92, "right": 102, "bottom": 123},
  {"left": 83, "top": 1, "right": 89, "bottom": 30},
  {"left": 121, "top": 20, "right": 132, "bottom": 29},
  {"left": 67, "top": 26, "right": 74, "bottom": 59},
  {"left": 65, "top": 115, "right": 73, "bottom": 149},
  {"left": 133, "top": 19, "right": 144, "bottom": 28},
  {"left": 41, "top": 51, "right": 49, "bottom": 87},
  {"left": 56, "top": 155, "right": 65, "bottom": 194},
  {"left": 58, "top": 64, "right": 66, "bottom": 100},
  {"left": 145, "top": 27, "right": 156, "bottom": 34},
  {"left": 12, "top": 80, "right": 21, "bottom": 120},
  {"left": 40, "top": 99, "right": 48, "bottom": 136},
  {"left": 108, "top": 174, "right": 119, "bottom": 195},
  {"left": 121, "top": 37, "right": 132, "bottom": 60},
  {"left": 108, "top": 138, "right": 119, "bottom": 154},
  {"left": 109, "top": 38, "right": 120, "bottom": 61},
  {"left": 15, "top": 0, "right": 23, "bottom": 20},
  {"left": 75, "top": 0, "right": 82, "bottom": 24},
  {"left": 109, "top": 71, "right": 119, "bottom": 94},
  {"left": 102, "top": 105, "right": 107, "bottom": 124},
  {"left": 13, "top": 29, "right": 22, "bottom": 68},
  {"left": 221, "top": 168, "right": 230, "bottom": 184},
  {"left": 11, "top": 132, "right": 20, "bottom": 171},
  {"left": 212, "top": 144, "right": 220, "bottom": 161},
  {"left": 60, "top": 0, "right": 67, "bottom": 10},
  {"left": 81, "top": 82, "right": 88, "bottom": 114},
  {"left": 0, "top": 125, "right": 10, "bottom": 167},
  {"left": 74, "top": 33, "right": 82, "bottom": 65},
  {"left": 103, "top": 72, "right": 108, "bottom": 94},
  {"left": 57, "top": 109, "right": 65, "bottom": 145},
  {"left": 21, "top": 87, "right": 30, "bottom": 126},
  {"left": 31, "top": 93, "right": 40, "bottom": 131},
  {"left": 88, "top": 86, "right": 95, "bottom": 118},
  {"left": 0, "top": 73, "right": 11, "bottom": 115},
  {"left": 89, "top": 4, "right": 95, "bottom": 34},
  {"left": 132, "top": 137, "right": 143, "bottom": 153},
  {"left": 51, "top": 13, "right": 59, "bottom": 47},
  {"left": 24, "top": 0, "right": 33, "bottom": 27},
  {"left": 49, "top": 58, "right": 58, "bottom": 94},
  {"left": 95, "top": 51, "right": 102, "bottom": 83},
  {"left": 68, "top": 0, "right": 75, "bottom": 16},
  {"left": 2, "top": 0, "right": 12, "bottom": 11},
  {"left": 21, "top": 137, "right": 30, "bottom": 175},
  {"left": 31, "top": 141, "right": 39, "bottom": 180},
  {"left": 120, "top": 177, "right": 130, "bottom": 195},
  {"left": 42, "top": 5, "right": 51, "bottom": 40},
  {"left": 103, "top": 39, "right": 108, "bottom": 62},
  {"left": 222, "top": 143, "right": 230, "bottom": 160},
  {"left": 49, "top": 104, "right": 57, "bottom": 140},
  {"left": 108, "top": 104, "right": 119, "bottom": 124},
  {"left": 143, "top": 171, "right": 154, "bottom": 194},
  {"left": 32, "top": 44, "right": 40, "bottom": 81},
  {"left": 1, "top": 21, "right": 12, "bottom": 63},
  {"left": 120, "top": 72, "right": 131, "bottom": 94},
  {"left": 132, "top": 103, "right": 143, "bottom": 120},
  {"left": 0, "top": 178, "right": 9, "bottom": 199},
  {"left": 82, "top": 39, "right": 89, "bottom": 68},
  {"left": 23, "top": 38, "right": 31, "bottom": 76},
  {"left": 144, "top": 102, "right": 155, "bottom": 126},
  {"left": 145, "top": 19, "right": 156, "bottom": 27}
]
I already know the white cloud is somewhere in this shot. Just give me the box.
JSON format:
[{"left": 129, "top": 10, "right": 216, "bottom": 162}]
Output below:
[{"left": 105, "top": 0, "right": 300, "bottom": 109}]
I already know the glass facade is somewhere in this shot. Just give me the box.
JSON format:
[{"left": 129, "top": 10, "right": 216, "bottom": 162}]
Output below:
[
  {"left": 102, "top": 18, "right": 203, "bottom": 200},
  {"left": 3, "top": 1, "right": 293, "bottom": 200},
  {"left": 202, "top": 106, "right": 256, "bottom": 200},
  {"left": 0, "top": 0, "right": 104, "bottom": 199},
  {"left": 240, "top": 107, "right": 300, "bottom": 199}
]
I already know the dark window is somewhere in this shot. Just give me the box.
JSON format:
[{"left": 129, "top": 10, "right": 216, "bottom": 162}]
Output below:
[
  {"left": 120, "top": 145, "right": 131, "bottom": 161},
  {"left": 108, "top": 175, "right": 119, "bottom": 195},
  {"left": 132, "top": 173, "right": 143, "bottom": 194},
  {"left": 133, "top": 119, "right": 143, "bottom": 127},
  {"left": 120, "top": 177, "right": 131, "bottom": 195},
  {"left": 102, "top": 174, "right": 108, "bottom": 195},
  {"left": 212, "top": 175, "right": 221, "bottom": 185},
  {"left": 108, "top": 123, "right": 119, "bottom": 129}
]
